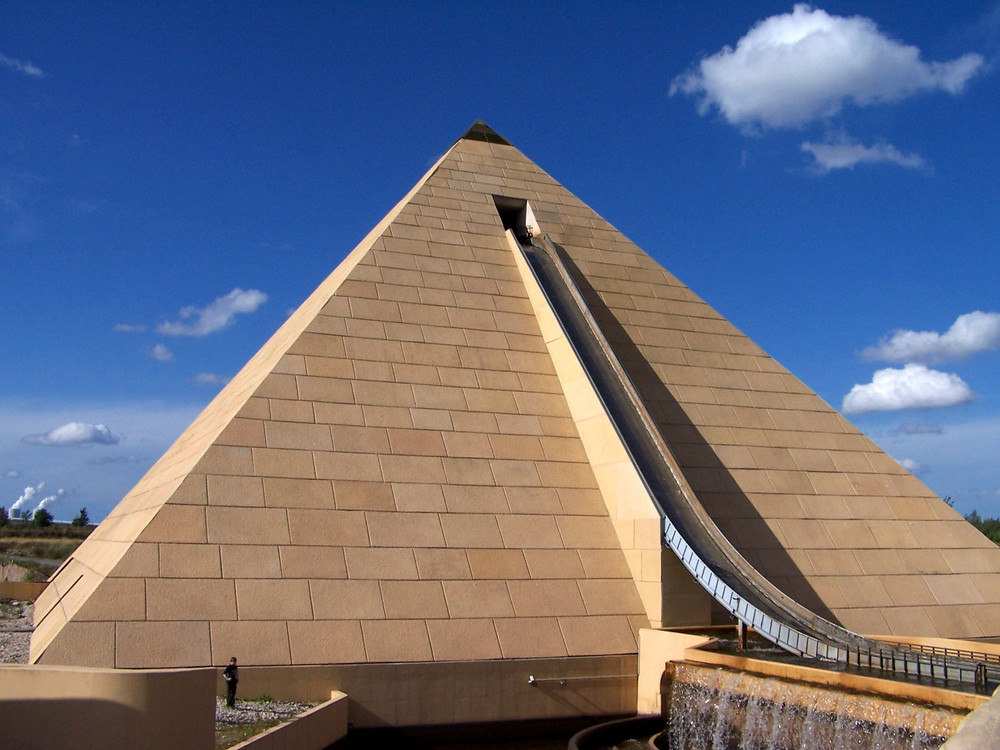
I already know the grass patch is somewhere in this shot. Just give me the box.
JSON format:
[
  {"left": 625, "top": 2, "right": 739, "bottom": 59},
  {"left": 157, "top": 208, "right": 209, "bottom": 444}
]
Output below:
[
  {"left": 0, "top": 522, "right": 92, "bottom": 540},
  {"left": 0, "top": 539, "right": 82, "bottom": 560},
  {"left": 0, "top": 522, "right": 92, "bottom": 580}
]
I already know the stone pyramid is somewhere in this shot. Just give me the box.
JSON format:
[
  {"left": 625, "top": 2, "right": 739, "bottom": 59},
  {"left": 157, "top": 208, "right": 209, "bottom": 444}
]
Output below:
[{"left": 32, "top": 122, "right": 1000, "bottom": 669}]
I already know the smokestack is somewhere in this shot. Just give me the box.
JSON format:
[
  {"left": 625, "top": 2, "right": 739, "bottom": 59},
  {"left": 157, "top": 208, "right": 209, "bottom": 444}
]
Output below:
[
  {"left": 10, "top": 482, "right": 44, "bottom": 513},
  {"left": 32, "top": 489, "right": 67, "bottom": 517}
]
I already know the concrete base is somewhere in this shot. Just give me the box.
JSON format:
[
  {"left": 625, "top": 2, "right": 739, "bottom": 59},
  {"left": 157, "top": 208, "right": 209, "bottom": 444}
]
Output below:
[{"left": 226, "top": 654, "right": 638, "bottom": 729}]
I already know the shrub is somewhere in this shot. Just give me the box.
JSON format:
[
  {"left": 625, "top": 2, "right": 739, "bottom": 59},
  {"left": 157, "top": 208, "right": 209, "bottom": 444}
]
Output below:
[{"left": 71, "top": 507, "right": 90, "bottom": 527}]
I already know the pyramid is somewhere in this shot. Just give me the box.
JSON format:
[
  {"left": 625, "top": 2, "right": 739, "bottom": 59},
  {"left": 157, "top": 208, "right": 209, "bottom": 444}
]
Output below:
[{"left": 32, "top": 122, "right": 1000, "bottom": 670}]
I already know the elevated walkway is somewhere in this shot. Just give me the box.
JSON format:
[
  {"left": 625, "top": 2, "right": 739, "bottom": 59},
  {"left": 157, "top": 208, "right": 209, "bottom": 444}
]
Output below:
[{"left": 513, "top": 228, "right": 998, "bottom": 694}]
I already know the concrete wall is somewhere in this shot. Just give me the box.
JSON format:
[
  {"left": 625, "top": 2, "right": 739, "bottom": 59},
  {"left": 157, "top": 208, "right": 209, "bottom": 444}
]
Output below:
[
  {"left": 509, "top": 232, "right": 712, "bottom": 629},
  {"left": 219, "top": 655, "right": 637, "bottom": 729},
  {"left": 636, "top": 628, "right": 715, "bottom": 714},
  {"left": 232, "top": 692, "right": 348, "bottom": 750},
  {"left": 0, "top": 581, "right": 47, "bottom": 600},
  {"left": 0, "top": 665, "right": 215, "bottom": 750}
]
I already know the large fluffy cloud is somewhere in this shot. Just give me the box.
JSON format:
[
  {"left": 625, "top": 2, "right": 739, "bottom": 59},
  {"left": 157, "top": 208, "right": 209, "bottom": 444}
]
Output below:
[
  {"left": 863, "top": 311, "right": 1000, "bottom": 364},
  {"left": 842, "top": 364, "right": 975, "bottom": 414},
  {"left": 22, "top": 422, "right": 122, "bottom": 447},
  {"left": 670, "top": 4, "right": 984, "bottom": 130},
  {"left": 157, "top": 288, "right": 267, "bottom": 337}
]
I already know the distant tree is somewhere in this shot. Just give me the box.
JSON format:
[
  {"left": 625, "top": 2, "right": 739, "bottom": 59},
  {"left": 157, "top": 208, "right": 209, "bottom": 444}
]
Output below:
[
  {"left": 0, "top": 506, "right": 7, "bottom": 526},
  {"left": 965, "top": 510, "right": 1000, "bottom": 545},
  {"left": 72, "top": 507, "right": 91, "bottom": 527},
  {"left": 32, "top": 508, "right": 53, "bottom": 527}
]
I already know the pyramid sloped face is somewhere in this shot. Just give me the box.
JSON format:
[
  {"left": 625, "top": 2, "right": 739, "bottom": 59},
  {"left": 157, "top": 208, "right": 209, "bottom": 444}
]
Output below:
[
  {"left": 32, "top": 136, "right": 650, "bottom": 668},
  {"left": 33, "top": 127, "right": 1000, "bottom": 668}
]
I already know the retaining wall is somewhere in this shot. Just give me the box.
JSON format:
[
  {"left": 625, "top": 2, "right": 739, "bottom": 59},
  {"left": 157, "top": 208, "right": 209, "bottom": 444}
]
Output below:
[
  {"left": 231, "top": 692, "right": 348, "bottom": 750},
  {"left": 0, "top": 664, "right": 215, "bottom": 750}
]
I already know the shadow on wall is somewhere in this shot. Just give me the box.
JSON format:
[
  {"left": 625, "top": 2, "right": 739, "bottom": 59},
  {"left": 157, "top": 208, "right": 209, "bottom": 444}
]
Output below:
[
  {"left": 0, "top": 665, "right": 216, "bottom": 750},
  {"left": 554, "top": 245, "right": 835, "bottom": 624}
]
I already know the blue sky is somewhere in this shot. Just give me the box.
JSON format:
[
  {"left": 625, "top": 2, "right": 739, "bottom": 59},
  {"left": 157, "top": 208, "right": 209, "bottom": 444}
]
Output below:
[{"left": 2, "top": 2, "right": 999, "bottom": 523}]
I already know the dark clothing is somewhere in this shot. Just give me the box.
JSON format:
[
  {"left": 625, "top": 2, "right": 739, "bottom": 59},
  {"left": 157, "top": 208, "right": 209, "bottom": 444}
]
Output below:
[{"left": 223, "top": 663, "right": 239, "bottom": 708}]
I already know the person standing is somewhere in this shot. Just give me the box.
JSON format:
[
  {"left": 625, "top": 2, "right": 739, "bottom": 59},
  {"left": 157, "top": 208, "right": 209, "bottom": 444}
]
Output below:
[{"left": 223, "top": 657, "right": 239, "bottom": 708}]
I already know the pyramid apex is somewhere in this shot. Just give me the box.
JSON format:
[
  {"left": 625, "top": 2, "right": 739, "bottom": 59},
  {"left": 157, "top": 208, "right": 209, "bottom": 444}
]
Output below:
[{"left": 460, "top": 120, "right": 512, "bottom": 146}]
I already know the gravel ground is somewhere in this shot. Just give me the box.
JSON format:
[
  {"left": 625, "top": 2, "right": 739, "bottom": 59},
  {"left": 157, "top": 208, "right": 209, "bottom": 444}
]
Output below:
[
  {"left": 215, "top": 696, "right": 317, "bottom": 725},
  {"left": 0, "top": 600, "right": 33, "bottom": 664}
]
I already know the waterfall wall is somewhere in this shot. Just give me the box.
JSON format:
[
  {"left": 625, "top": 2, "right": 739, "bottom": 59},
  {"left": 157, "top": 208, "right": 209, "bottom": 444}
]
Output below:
[{"left": 663, "top": 662, "right": 968, "bottom": 750}]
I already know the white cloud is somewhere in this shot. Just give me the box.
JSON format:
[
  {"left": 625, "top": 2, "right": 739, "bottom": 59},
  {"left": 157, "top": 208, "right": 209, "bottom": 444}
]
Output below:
[
  {"left": 87, "top": 455, "right": 142, "bottom": 466},
  {"left": 150, "top": 343, "right": 174, "bottom": 362},
  {"left": 863, "top": 311, "right": 1000, "bottom": 364},
  {"left": 670, "top": 4, "right": 984, "bottom": 130},
  {"left": 843, "top": 363, "right": 976, "bottom": 414},
  {"left": 157, "top": 288, "right": 267, "bottom": 337},
  {"left": 193, "top": 373, "right": 231, "bottom": 386},
  {"left": 22, "top": 422, "right": 122, "bottom": 447},
  {"left": 893, "top": 423, "right": 943, "bottom": 436},
  {"left": 113, "top": 323, "right": 147, "bottom": 333},
  {"left": 3, "top": 469, "right": 19, "bottom": 478},
  {"left": 0, "top": 400, "right": 204, "bottom": 523},
  {"left": 899, "top": 458, "right": 928, "bottom": 474},
  {"left": 802, "top": 137, "right": 925, "bottom": 172},
  {"left": 0, "top": 53, "right": 45, "bottom": 78}
]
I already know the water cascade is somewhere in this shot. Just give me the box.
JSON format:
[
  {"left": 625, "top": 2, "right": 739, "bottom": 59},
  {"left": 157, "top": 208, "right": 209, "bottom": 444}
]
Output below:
[{"left": 664, "top": 663, "right": 965, "bottom": 750}]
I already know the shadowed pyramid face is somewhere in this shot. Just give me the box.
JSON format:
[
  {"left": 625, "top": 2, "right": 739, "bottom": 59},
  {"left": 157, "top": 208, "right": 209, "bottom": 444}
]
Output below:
[{"left": 30, "top": 124, "right": 1000, "bottom": 670}]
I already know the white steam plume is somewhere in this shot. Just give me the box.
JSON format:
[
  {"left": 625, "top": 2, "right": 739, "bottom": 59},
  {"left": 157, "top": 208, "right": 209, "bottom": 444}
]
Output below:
[{"left": 10, "top": 482, "right": 44, "bottom": 512}]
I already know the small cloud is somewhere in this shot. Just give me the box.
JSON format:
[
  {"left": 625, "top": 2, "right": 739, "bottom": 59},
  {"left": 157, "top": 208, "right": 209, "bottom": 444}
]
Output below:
[
  {"left": 671, "top": 4, "right": 984, "bottom": 130},
  {"left": 3, "top": 469, "right": 20, "bottom": 478},
  {"left": 87, "top": 455, "right": 142, "bottom": 466},
  {"left": 863, "top": 311, "right": 1000, "bottom": 364},
  {"left": 114, "top": 323, "right": 147, "bottom": 333},
  {"left": 157, "top": 288, "right": 267, "bottom": 337},
  {"left": 22, "top": 421, "right": 122, "bottom": 447},
  {"left": 69, "top": 197, "right": 99, "bottom": 214},
  {"left": 893, "top": 423, "right": 944, "bottom": 435},
  {"left": 150, "top": 343, "right": 174, "bottom": 362},
  {"left": 0, "top": 52, "right": 45, "bottom": 78},
  {"left": 899, "top": 458, "right": 929, "bottom": 474},
  {"left": 843, "top": 363, "right": 976, "bottom": 414},
  {"left": 193, "top": 373, "right": 231, "bottom": 386},
  {"left": 802, "top": 136, "right": 926, "bottom": 173}
]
